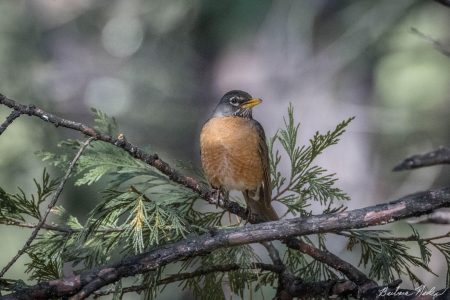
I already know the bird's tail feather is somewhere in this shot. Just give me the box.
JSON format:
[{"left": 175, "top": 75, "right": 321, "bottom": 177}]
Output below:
[{"left": 243, "top": 190, "right": 278, "bottom": 222}]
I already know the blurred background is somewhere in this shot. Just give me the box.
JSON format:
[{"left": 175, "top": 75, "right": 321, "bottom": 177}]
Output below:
[{"left": 0, "top": 0, "right": 449, "bottom": 298}]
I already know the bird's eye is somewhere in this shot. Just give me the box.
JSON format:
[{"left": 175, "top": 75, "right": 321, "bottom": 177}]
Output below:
[{"left": 230, "top": 97, "right": 239, "bottom": 106}]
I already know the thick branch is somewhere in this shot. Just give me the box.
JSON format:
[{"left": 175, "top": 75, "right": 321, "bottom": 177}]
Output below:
[
  {"left": 0, "top": 137, "right": 94, "bottom": 278},
  {"left": 393, "top": 146, "right": 450, "bottom": 171},
  {"left": 3, "top": 186, "right": 450, "bottom": 299}
]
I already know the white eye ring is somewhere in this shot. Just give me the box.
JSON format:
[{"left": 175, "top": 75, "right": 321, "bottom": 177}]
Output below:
[{"left": 230, "top": 97, "right": 239, "bottom": 106}]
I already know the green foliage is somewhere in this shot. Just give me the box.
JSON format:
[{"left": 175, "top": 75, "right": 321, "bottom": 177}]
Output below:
[
  {"left": 85, "top": 186, "right": 191, "bottom": 255},
  {"left": 346, "top": 229, "right": 436, "bottom": 285},
  {"left": 184, "top": 272, "right": 224, "bottom": 300},
  {"left": 0, "top": 170, "right": 58, "bottom": 222},
  {"left": 25, "top": 233, "right": 65, "bottom": 281},
  {"left": 273, "top": 104, "right": 352, "bottom": 286},
  {"left": 283, "top": 241, "right": 338, "bottom": 282},
  {"left": 179, "top": 245, "right": 263, "bottom": 300},
  {"left": 270, "top": 103, "right": 352, "bottom": 216},
  {"left": 75, "top": 142, "right": 145, "bottom": 186},
  {"left": 91, "top": 107, "right": 118, "bottom": 136},
  {"left": 433, "top": 242, "right": 450, "bottom": 286}
]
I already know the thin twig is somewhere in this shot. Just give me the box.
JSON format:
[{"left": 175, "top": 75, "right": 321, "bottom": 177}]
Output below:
[
  {"left": 411, "top": 27, "right": 450, "bottom": 58},
  {"left": 0, "top": 220, "right": 124, "bottom": 234},
  {"left": 393, "top": 146, "right": 450, "bottom": 171},
  {"left": 0, "top": 220, "right": 73, "bottom": 233},
  {"left": 0, "top": 137, "right": 94, "bottom": 278},
  {"left": 0, "top": 110, "right": 21, "bottom": 136},
  {"left": 409, "top": 211, "right": 450, "bottom": 225},
  {"left": 433, "top": 0, "right": 450, "bottom": 9},
  {"left": 336, "top": 231, "right": 450, "bottom": 242}
]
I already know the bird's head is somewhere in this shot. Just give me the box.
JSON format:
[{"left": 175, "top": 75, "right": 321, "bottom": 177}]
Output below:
[{"left": 213, "top": 90, "right": 262, "bottom": 119}]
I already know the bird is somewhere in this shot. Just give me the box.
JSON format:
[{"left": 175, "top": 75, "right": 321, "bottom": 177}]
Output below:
[{"left": 200, "top": 90, "right": 278, "bottom": 222}]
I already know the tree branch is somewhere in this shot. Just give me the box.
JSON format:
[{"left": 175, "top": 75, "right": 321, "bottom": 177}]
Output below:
[
  {"left": 409, "top": 211, "right": 450, "bottom": 225},
  {"left": 261, "top": 242, "right": 293, "bottom": 300},
  {"left": 434, "top": 0, "right": 450, "bottom": 8},
  {"left": 0, "top": 110, "right": 21, "bottom": 136},
  {"left": 0, "top": 137, "right": 94, "bottom": 278},
  {"left": 393, "top": 146, "right": 450, "bottom": 171},
  {"left": 410, "top": 27, "right": 450, "bottom": 57},
  {"left": 2, "top": 186, "right": 450, "bottom": 299},
  {"left": 337, "top": 230, "right": 450, "bottom": 242},
  {"left": 0, "top": 220, "right": 124, "bottom": 234}
]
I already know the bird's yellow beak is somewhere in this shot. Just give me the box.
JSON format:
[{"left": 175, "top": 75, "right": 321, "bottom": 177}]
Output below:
[{"left": 241, "top": 98, "right": 262, "bottom": 109}]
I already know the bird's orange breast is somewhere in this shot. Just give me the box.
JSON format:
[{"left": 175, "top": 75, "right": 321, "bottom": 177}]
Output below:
[{"left": 200, "top": 117, "right": 263, "bottom": 191}]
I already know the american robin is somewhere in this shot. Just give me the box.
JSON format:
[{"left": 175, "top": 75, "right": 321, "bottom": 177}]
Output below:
[{"left": 200, "top": 90, "right": 278, "bottom": 222}]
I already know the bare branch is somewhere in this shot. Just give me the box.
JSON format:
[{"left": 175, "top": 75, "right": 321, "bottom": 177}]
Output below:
[
  {"left": 434, "top": 0, "right": 450, "bottom": 8},
  {"left": 337, "top": 230, "right": 450, "bottom": 242},
  {"left": 0, "top": 220, "right": 124, "bottom": 234},
  {"left": 2, "top": 186, "right": 450, "bottom": 299},
  {"left": 393, "top": 146, "right": 450, "bottom": 171},
  {"left": 0, "top": 220, "right": 73, "bottom": 233},
  {"left": 408, "top": 211, "right": 450, "bottom": 225},
  {"left": 0, "top": 137, "right": 94, "bottom": 278},
  {"left": 411, "top": 27, "right": 450, "bottom": 57},
  {"left": 0, "top": 110, "right": 21, "bottom": 136}
]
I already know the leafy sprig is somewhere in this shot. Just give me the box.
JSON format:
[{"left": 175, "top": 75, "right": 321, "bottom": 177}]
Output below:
[
  {"left": 270, "top": 103, "right": 352, "bottom": 215},
  {"left": 346, "top": 229, "right": 436, "bottom": 285}
]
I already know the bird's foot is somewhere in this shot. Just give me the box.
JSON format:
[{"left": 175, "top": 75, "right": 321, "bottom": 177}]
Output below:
[
  {"left": 210, "top": 189, "right": 230, "bottom": 210},
  {"left": 246, "top": 211, "right": 255, "bottom": 224},
  {"left": 210, "top": 188, "right": 221, "bottom": 208},
  {"left": 221, "top": 190, "right": 230, "bottom": 206}
]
